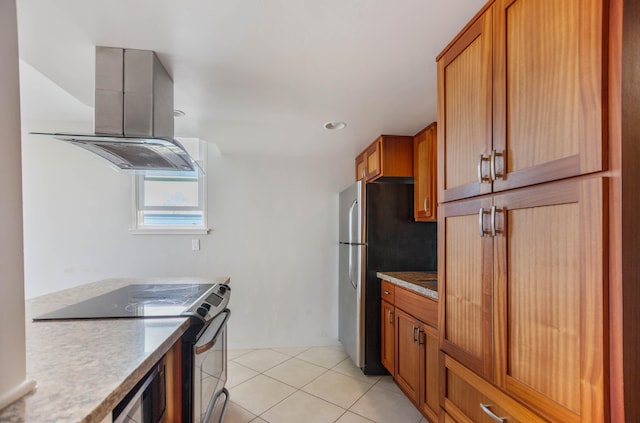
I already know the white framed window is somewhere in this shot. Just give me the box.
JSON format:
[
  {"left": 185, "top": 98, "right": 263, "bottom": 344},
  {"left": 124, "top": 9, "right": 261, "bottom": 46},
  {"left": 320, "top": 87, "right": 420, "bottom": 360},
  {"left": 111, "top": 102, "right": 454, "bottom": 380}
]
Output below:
[{"left": 130, "top": 138, "right": 209, "bottom": 234}]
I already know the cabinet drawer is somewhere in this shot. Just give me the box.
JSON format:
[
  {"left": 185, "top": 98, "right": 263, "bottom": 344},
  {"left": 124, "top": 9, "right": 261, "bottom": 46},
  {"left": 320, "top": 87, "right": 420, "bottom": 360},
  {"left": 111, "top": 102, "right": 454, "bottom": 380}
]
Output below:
[
  {"left": 443, "top": 355, "right": 545, "bottom": 423},
  {"left": 395, "top": 285, "right": 437, "bottom": 329},
  {"left": 381, "top": 280, "right": 395, "bottom": 303}
]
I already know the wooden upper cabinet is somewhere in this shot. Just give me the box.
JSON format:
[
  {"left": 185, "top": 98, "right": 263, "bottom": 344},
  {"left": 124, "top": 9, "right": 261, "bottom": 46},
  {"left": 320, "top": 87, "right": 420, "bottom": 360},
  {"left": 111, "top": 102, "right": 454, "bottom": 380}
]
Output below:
[
  {"left": 492, "top": 0, "right": 606, "bottom": 192},
  {"left": 355, "top": 135, "right": 413, "bottom": 182},
  {"left": 438, "top": 0, "right": 606, "bottom": 202},
  {"left": 355, "top": 154, "right": 367, "bottom": 181},
  {"left": 414, "top": 123, "right": 438, "bottom": 221},
  {"left": 437, "top": 7, "right": 493, "bottom": 202}
]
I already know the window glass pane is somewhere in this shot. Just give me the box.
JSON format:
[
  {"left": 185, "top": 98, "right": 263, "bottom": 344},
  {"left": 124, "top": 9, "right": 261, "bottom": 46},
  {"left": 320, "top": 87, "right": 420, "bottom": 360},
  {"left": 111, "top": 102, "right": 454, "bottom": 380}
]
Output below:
[
  {"left": 142, "top": 211, "right": 203, "bottom": 226},
  {"left": 143, "top": 175, "right": 199, "bottom": 208}
]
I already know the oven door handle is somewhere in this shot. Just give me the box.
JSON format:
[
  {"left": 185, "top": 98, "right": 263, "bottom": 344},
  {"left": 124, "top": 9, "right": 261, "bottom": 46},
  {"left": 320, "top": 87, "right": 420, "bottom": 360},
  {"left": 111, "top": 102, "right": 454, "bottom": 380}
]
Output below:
[
  {"left": 195, "top": 309, "right": 231, "bottom": 355},
  {"left": 203, "top": 387, "right": 230, "bottom": 423}
]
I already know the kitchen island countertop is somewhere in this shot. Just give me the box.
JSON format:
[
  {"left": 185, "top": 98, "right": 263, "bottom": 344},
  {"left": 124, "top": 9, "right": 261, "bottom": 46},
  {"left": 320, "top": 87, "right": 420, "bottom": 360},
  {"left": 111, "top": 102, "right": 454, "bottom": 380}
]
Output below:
[
  {"left": 0, "top": 276, "right": 229, "bottom": 423},
  {"left": 377, "top": 271, "right": 438, "bottom": 300}
]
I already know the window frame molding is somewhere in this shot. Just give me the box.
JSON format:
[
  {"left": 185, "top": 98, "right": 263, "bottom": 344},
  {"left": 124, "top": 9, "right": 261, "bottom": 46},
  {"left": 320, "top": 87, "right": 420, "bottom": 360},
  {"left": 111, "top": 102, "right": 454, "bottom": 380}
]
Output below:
[{"left": 129, "top": 138, "right": 210, "bottom": 235}]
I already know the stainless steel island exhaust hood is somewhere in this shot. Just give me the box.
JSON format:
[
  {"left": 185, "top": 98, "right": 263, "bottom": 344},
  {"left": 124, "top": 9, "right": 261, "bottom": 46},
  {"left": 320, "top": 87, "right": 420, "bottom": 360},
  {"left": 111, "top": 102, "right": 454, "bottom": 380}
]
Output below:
[{"left": 32, "top": 46, "right": 199, "bottom": 172}]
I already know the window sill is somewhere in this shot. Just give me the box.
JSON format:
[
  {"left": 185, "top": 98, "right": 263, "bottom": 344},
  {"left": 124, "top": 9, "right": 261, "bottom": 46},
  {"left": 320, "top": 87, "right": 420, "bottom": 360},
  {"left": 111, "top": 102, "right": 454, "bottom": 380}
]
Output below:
[{"left": 129, "top": 227, "right": 211, "bottom": 235}]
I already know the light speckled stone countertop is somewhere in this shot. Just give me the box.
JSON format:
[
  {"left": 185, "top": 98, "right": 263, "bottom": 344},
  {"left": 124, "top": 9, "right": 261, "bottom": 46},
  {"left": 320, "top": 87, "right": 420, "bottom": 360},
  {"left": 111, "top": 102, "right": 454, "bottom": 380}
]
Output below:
[
  {"left": 0, "top": 276, "right": 229, "bottom": 423},
  {"left": 377, "top": 271, "right": 438, "bottom": 300}
]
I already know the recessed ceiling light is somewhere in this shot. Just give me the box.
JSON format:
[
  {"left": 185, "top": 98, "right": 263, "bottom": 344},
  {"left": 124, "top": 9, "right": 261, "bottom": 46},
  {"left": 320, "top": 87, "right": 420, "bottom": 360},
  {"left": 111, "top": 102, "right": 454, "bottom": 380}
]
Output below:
[
  {"left": 173, "top": 109, "right": 186, "bottom": 118},
  {"left": 324, "top": 121, "right": 346, "bottom": 130}
]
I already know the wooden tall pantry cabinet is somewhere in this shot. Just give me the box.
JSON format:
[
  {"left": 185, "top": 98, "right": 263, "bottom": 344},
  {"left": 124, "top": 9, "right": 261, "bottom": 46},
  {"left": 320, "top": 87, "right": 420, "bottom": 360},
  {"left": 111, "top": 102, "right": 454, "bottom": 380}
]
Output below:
[{"left": 436, "top": 0, "right": 639, "bottom": 422}]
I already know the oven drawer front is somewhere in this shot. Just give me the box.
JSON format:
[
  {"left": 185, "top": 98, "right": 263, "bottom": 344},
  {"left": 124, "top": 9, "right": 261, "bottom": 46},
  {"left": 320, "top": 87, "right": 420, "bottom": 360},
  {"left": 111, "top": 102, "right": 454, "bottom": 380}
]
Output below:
[{"left": 194, "top": 309, "right": 230, "bottom": 423}]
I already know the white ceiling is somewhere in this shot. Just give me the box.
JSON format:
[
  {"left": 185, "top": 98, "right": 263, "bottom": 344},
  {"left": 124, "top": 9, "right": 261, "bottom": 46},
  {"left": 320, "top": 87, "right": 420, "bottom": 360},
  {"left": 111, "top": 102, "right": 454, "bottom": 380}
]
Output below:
[{"left": 16, "top": 0, "right": 486, "bottom": 158}]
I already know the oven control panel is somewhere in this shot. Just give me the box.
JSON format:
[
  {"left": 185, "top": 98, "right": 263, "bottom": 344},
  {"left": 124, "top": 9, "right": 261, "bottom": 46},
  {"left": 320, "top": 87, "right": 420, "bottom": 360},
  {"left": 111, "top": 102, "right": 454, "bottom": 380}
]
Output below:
[{"left": 188, "top": 283, "right": 230, "bottom": 322}]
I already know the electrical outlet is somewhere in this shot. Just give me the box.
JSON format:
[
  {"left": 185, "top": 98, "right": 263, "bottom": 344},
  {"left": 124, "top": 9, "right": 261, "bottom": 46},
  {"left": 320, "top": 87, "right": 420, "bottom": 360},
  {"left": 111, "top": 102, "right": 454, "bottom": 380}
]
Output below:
[{"left": 191, "top": 239, "right": 200, "bottom": 251}]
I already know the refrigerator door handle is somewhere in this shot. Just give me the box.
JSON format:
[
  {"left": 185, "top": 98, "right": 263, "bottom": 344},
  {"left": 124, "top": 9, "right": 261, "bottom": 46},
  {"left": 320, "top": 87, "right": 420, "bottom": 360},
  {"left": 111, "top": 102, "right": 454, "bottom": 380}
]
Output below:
[
  {"left": 348, "top": 251, "right": 357, "bottom": 290},
  {"left": 347, "top": 199, "right": 358, "bottom": 290}
]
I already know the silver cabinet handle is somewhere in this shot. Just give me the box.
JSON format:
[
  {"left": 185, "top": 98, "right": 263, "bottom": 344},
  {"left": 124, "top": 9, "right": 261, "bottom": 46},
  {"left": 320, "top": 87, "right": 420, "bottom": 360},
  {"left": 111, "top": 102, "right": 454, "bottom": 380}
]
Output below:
[
  {"left": 490, "top": 206, "right": 504, "bottom": 237},
  {"left": 479, "top": 208, "right": 490, "bottom": 237},
  {"left": 388, "top": 309, "right": 394, "bottom": 324},
  {"left": 412, "top": 326, "right": 419, "bottom": 343},
  {"left": 384, "top": 290, "right": 390, "bottom": 295},
  {"left": 477, "top": 154, "right": 491, "bottom": 183},
  {"left": 423, "top": 197, "right": 427, "bottom": 212},
  {"left": 480, "top": 403, "right": 505, "bottom": 423},
  {"left": 491, "top": 205, "right": 497, "bottom": 237},
  {"left": 490, "top": 150, "right": 504, "bottom": 181}
]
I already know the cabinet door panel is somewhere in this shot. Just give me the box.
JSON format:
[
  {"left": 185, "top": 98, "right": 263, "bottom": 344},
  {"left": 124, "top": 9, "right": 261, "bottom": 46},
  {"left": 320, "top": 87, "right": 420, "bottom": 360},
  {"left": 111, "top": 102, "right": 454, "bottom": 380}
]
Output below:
[
  {"left": 366, "top": 143, "right": 380, "bottom": 180},
  {"left": 414, "top": 123, "right": 437, "bottom": 221},
  {"left": 438, "top": 9, "right": 493, "bottom": 202},
  {"left": 395, "top": 308, "right": 420, "bottom": 404},
  {"left": 493, "top": 178, "right": 606, "bottom": 423},
  {"left": 381, "top": 300, "right": 395, "bottom": 374},
  {"left": 439, "top": 197, "right": 493, "bottom": 379},
  {"left": 492, "top": 0, "right": 605, "bottom": 191},
  {"left": 420, "top": 324, "right": 439, "bottom": 423}
]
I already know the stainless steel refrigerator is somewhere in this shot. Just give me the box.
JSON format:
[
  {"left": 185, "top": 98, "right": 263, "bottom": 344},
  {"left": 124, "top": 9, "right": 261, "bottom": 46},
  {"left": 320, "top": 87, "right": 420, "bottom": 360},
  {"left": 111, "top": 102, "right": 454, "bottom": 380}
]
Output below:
[{"left": 339, "top": 180, "right": 437, "bottom": 375}]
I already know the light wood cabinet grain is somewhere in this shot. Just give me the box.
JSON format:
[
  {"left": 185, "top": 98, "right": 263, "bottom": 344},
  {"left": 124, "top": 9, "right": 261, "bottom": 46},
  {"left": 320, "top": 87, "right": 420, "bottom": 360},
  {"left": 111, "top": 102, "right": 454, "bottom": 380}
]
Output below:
[
  {"left": 443, "top": 355, "right": 546, "bottom": 423},
  {"left": 437, "top": 0, "right": 606, "bottom": 203},
  {"left": 437, "top": 7, "right": 493, "bottom": 202},
  {"left": 439, "top": 178, "right": 606, "bottom": 422},
  {"left": 439, "top": 197, "right": 494, "bottom": 379}
]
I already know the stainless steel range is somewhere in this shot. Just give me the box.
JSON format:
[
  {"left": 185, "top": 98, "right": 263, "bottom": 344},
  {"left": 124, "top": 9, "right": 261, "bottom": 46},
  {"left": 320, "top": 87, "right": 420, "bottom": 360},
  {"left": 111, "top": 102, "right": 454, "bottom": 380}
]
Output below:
[{"left": 33, "top": 282, "right": 231, "bottom": 423}]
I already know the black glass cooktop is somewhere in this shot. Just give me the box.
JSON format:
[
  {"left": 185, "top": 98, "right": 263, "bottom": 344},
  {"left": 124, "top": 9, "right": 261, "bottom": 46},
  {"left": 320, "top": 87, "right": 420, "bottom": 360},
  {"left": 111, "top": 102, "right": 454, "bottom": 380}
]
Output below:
[{"left": 33, "top": 283, "right": 213, "bottom": 321}]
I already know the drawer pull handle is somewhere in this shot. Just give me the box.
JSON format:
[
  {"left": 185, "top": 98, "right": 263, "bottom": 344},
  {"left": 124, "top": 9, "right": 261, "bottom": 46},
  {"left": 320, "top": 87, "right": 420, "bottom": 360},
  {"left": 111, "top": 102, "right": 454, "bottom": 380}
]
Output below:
[
  {"left": 480, "top": 403, "right": 505, "bottom": 423},
  {"left": 384, "top": 290, "right": 390, "bottom": 295}
]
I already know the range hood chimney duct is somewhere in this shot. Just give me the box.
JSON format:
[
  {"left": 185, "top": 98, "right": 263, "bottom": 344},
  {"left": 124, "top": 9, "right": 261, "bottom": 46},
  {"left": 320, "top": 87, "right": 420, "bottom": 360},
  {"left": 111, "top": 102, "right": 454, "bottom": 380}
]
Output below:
[{"left": 32, "top": 46, "right": 199, "bottom": 173}]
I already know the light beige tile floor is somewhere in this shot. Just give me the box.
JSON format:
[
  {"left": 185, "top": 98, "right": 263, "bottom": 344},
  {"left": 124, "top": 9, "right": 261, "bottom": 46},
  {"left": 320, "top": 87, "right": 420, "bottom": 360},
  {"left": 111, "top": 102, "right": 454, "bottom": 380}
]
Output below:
[{"left": 224, "top": 346, "right": 430, "bottom": 423}]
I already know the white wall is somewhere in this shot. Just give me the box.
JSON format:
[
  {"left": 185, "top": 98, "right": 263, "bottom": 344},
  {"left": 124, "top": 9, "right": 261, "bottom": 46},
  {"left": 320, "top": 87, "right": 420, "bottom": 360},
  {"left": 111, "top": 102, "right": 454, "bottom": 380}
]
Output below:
[
  {"left": 0, "top": 0, "right": 35, "bottom": 410},
  {"left": 21, "top": 127, "right": 353, "bottom": 348}
]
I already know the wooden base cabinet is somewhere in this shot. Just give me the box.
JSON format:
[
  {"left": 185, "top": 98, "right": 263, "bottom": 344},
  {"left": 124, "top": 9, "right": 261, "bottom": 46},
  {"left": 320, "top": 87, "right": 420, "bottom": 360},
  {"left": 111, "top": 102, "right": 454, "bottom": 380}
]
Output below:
[
  {"left": 395, "top": 308, "right": 422, "bottom": 404},
  {"left": 381, "top": 299, "right": 395, "bottom": 374},
  {"left": 419, "top": 324, "right": 439, "bottom": 423},
  {"left": 442, "top": 355, "right": 545, "bottom": 423},
  {"left": 381, "top": 281, "right": 439, "bottom": 421},
  {"left": 439, "top": 177, "right": 606, "bottom": 422}
]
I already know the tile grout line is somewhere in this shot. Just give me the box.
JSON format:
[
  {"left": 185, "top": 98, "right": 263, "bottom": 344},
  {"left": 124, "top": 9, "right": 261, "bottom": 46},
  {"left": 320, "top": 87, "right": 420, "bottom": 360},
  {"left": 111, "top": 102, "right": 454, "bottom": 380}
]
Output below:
[{"left": 228, "top": 347, "right": 403, "bottom": 423}]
